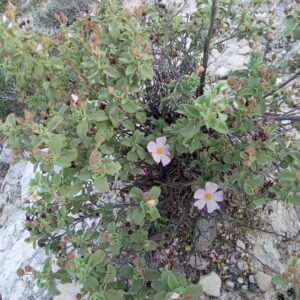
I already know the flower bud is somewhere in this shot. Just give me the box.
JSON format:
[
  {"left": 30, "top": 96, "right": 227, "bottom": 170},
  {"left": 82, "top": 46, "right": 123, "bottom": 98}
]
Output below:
[
  {"left": 24, "top": 265, "right": 33, "bottom": 272},
  {"left": 16, "top": 268, "right": 25, "bottom": 277},
  {"left": 195, "top": 65, "right": 204, "bottom": 74},
  {"left": 147, "top": 199, "right": 156, "bottom": 207}
]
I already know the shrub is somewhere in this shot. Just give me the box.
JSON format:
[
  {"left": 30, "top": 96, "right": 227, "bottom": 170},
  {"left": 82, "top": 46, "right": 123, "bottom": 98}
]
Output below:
[{"left": 0, "top": 0, "right": 299, "bottom": 299}]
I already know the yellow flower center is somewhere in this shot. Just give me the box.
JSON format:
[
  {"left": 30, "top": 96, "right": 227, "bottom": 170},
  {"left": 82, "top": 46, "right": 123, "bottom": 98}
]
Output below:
[
  {"left": 205, "top": 193, "right": 212, "bottom": 201},
  {"left": 156, "top": 147, "right": 164, "bottom": 155}
]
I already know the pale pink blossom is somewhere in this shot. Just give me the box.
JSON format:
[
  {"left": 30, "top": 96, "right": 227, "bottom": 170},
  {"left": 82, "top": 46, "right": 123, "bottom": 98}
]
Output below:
[
  {"left": 71, "top": 94, "right": 79, "bottom": 103},
  {"left": 147, "top": 136, "right": 171, "bottom": 166},
  {"left": 36, "top": 43, "right": 43, "bottom": 52},
  {"left": 2, "top": 15, "right": 8, "bottom": 22},
  {"left": 194, "top": 182, "right": 223, "bottom": 213}
]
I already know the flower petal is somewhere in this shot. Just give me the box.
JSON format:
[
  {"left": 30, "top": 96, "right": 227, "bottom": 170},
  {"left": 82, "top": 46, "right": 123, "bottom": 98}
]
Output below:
[
  {"left": 213, "top": 191, "right": 223, "bottom": 202},
  {"left": 206, "top": 200, "right": 220, "bottom": 213},
  {"left": 161, "top": 154, "right": 171, "bottom": 166},
  {"left": 156, "top": 136, "right": 167, "bottom": 147},
  {"left": 205, "top": 182, "right": 219, "bottom": 193},
  {"left": 147, "top": 141, "right": 157, "bottom": 153},
  {"left": 163, "top": 144, "right": 170, "bottom": 154},
  {"left": 152, "top": 152, "right": 161, "bottom": 163},
  {"left": 194, "top": 199, "right": 206, "bottom": 210},
  {"left": 194, "top": 188, "right": 206, "bottom": 200}
]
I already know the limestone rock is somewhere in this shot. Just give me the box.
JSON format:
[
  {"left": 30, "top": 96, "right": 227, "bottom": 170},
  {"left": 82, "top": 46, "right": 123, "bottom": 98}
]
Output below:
[
  {"left": 266, "top": 201, "right": 300, "bottom": 237},
  {"left": 199, "top": 271, "right": 222, "bottom": 297},
  {"left": 255, "top": 272, "right": 272, "bottom": 292},
  {"left": 193, "top": 218, "right": 217, "bottom": 252},
  {"left": 188, "top": 254, "right": 209, "bottom": 270}
]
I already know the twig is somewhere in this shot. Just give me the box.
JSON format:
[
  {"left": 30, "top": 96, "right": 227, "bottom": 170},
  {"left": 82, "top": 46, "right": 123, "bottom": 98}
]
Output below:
[
  {"left": 263, "top": 70, "right": 300, "bottom": 98},
  {"left": 196, "top": 0, "right": 218, "bottom": 97}
]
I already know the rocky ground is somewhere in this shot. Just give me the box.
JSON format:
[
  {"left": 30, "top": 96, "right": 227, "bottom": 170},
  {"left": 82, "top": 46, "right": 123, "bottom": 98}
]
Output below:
[{"left": 0, "top": 0, "right": 299, "bottom": 300}]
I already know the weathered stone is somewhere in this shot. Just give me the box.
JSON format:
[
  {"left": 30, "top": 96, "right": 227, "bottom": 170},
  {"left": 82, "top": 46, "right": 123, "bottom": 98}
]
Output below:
[
  {"left": 193, "top": 218, "right": 217, "bottom": 252},
  {"left": 199, "top": 271, "right": 222, "bottom": 297},
  {"left": 266, "top": 201, "right": 300, "bottom": 237},
  {"left": 188, "top": 254, "right": 209, "bottom": 270},
  {"left": 255, "top": 272, "right": 272, "bottom": 292},
  {"left": 236, "top": 240, "right": 246, "bottom": 251}
]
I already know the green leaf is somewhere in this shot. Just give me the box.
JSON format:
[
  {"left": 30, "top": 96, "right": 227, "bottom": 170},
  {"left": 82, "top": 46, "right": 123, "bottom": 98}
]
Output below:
[
  {"left": 104, "top": 265, "right": 116, "bottom": 284},
  {"left": 94, "top": 176, "right": 109, "bottom": 192},
  {"left": 139, "top": 64, "right": 154, "bottom": 81},
  {"left": 177, "top": 104, "right": 200, "bottom": 118},
  {"left": 105, "top": 289, "right": 124, "bottom": 300},
  {"left": 149, "top": 186, "right": 161, "bottom": 199},
  {"left": 123, "top": 120, "right": 135, "bottom": 131},
  {"left": 59, "top": 182, "right": 82, "bottom": 198},
  {"left": 244, "top": 182, "right": 255, "bottom": 196},
  {"left": 153, "top": 292, "right": 168, "bottom": 300},
  {"left": 88, "top": 111, "right": 108, "bottom": 122},
  {"left": 129, "top": 207, "right": 146, "bottom": 225},
  {"left": 48, "top": 282, "right": 61, "bottom": 295},
  {"left": 136, "top": 146, "right": 146, "bottom": 160},
  {"left": 76, "top": 120, "right": 89, "bottom": 139},
  {"left": 127, "top": 150, "right": 138, "bottom": 162},
  {"left": 129, "top": 187, "right": 144, "bottom": 202},
  {"left": 161, "top": 271, "right": 179, "bottom": 290},
  {"left": 272, "top": 274, "right": 289, "bottom": 287},
  {"left": 105, "top": 162, "right": 121, "bottom": 175},
  {"left": 151, "top": 281, "right": 166, "bottom": 292},
  {"left": 184, "top": 284, "right": 203, "bottom": 298},
  {"left": 144, "top": 240, "right": 157, "bottom": 251},
  {"left": 144, "top": 270, "right": 161, "bottom": 280},
  {"left": 88, "top": 250, "right": 106, "bottom": 267},
  {"left": 126, "top": 65, "right": 136, "bottom": 75},
  {"left": 85, "top": 276, "right": 100, "bottom": 291},
  {"left": 104, "top": 66, "right": 121, "bottom": 79},
  {"left": 121, "top": 101, "right": 138, "bottom": 113},
  {"left": 47, "top": 116, "right": 63, "bottom": 131},
  {"left": 49, "top": 134, "right": 66, "bottom": 155},
  {"left": 119, "top": 266, "right": 134, "bottom": 278},
  {"left": 62, "top": 149, "right": 78, "bottom": 161},
  {"left": 210, "top": 118, "right": 229, "bottom": 134},
  {"left": 136, "top": 112, "right": 146, "bottom": 123},
  {"left": 109, "top": 21, "right": 121, "bottom": 40}
]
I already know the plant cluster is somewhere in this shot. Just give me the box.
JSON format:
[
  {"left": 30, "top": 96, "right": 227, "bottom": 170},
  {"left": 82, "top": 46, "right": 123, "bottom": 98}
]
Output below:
[{"left": 0, "top": 0, "right": 299, "bottom": 299}]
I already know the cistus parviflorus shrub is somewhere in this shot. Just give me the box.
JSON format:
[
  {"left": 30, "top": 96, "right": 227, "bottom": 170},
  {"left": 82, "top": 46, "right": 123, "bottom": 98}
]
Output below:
[{"left": 0, "top": 0, "right": 299, "bottom": 299}]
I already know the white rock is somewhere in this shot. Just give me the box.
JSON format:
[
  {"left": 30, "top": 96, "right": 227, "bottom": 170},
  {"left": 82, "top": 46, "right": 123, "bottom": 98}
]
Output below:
[
  {"left": 267, "top": 201, "right": 300, "bottom": 237},
  {"left": 215, "top": 67, "right": 230, "bottom": 78},
  {"left": 188, "top": 255, "right": 210, "bottom": 270},
  {"left": 0, "top": 161, "right": 50, "bottom": 300},
  {"left": 252, "top": 234, "right": 283, "bottom": 272},
  {"left": 237, "top": 277, "right": 243, "bottom": 284},
  {"left": 54, "top": 283, "right": 81, "bottom": 300},
  {"left": 199, "top": 271, "right": 221, "bottom": 297},
  {"left": 249, "top": 275, "right": 256, "bottom": 284},
  {"left": 255, "top": 272, "right": 272, "bottom": 292},
  {"left": 0, "top": 144, "right": 14, "bottom": 164},
  {"left": 236, "top": 240, "right": 246, "bottom": 251},
  {"left": 226, "top": 281, "right": 235, "bottom": 288}
]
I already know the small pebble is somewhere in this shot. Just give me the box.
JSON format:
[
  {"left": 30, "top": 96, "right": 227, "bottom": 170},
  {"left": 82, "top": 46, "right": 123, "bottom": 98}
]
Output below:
[
  {"left": 237, "top": 260, "right": 247, "bottom": 271},
  {"left": 237, "top": 277, "right": 244, "bottom": 284},
  {"left": 226, "top": 281, "right": 235, "bottom": 288},
  {"left": 242, "top": 285, "right": 248, "bottom": 291},
  {"left": 249, "top": 275, "right": 256, "bottom": 284}
]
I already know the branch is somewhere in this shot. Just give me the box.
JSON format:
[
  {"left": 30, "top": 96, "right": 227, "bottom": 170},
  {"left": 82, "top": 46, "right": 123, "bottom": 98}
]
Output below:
[
  {"left": 263, "top": 70, "right": 300, "bottom": 98},
  {"left": 271, "top": 114, "right": 300, "bottom": 121},
  {"left": 196, "top": 0, "right": 218, "bottom": 97}
]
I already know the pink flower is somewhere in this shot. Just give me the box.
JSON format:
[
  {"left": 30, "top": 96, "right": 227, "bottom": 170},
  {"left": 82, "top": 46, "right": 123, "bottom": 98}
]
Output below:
[
  {"left": 71, "top": 94, "right": 79, "bottom": 103},
  {"left": 147, "top": 136, "right": 171, "bottom": 166},
  {"left": 194, "top": 182, "right": 223, "bottom": 213}
]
